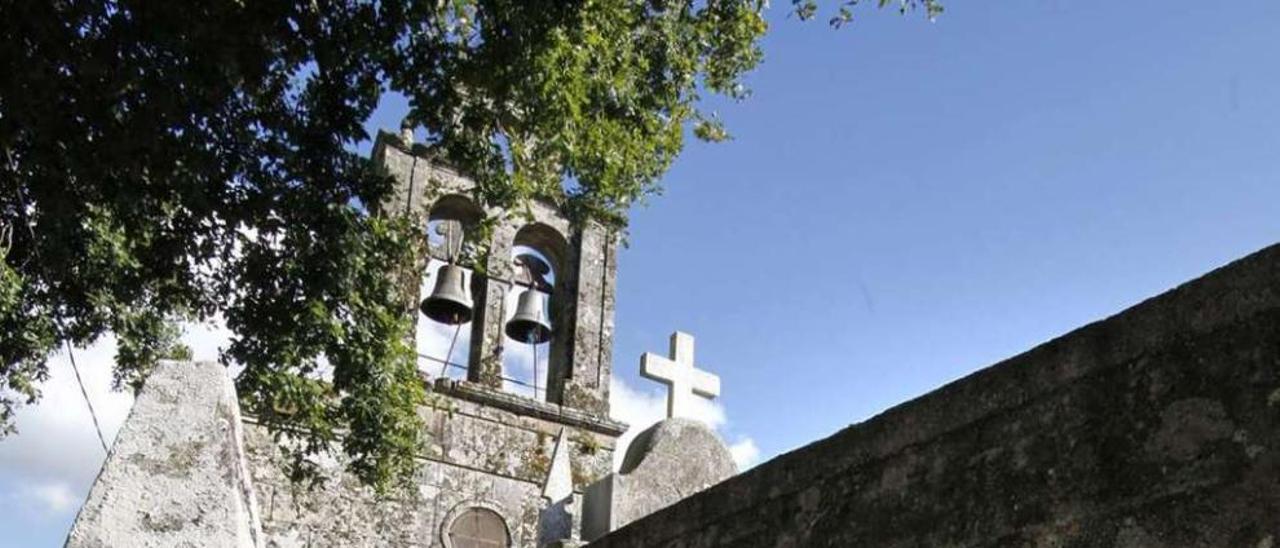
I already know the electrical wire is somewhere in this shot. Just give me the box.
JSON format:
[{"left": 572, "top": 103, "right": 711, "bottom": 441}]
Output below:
[{"left": 66, "top": 340, "right": 109, "bottom": 454}]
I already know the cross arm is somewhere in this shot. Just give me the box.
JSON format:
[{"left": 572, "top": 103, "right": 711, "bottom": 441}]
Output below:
[
  {"left": 640, "top": 353, "right": 677, "bottom": 384},
  {"left": 691, "top": 369, "right": 721, "bottom": 398}
]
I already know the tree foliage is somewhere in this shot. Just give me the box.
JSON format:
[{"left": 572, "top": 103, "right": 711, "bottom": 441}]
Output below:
[
  {"left": 793, "top": 0, "right": 943, "bottom": 28},
  {"left": 0, "top": 0, "right": 767, "bottom": 491},
  {"left": 0, "top": 0, "right": 934, "bottom": 490}
]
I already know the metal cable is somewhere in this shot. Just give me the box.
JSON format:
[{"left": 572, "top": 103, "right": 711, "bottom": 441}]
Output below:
[
  {"left": 530, "top": 336, "right": 539, "bottom": 401},
  {"left": 417, "top": 353, "right": 546, "bottom": 391},
  {"left": 66, "top": 340, "right": 109, "bottom": 454},
  {"left": 439, "top": 323, "right": 463, "bottom": 379}
]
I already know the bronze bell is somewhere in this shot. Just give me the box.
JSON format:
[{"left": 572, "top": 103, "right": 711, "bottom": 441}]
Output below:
[
  {"left": 505, "top": 289, "right": 552, "bottom": 344},
  {"left": 421, "top": 264, "right": 473, "bottom": 325}
]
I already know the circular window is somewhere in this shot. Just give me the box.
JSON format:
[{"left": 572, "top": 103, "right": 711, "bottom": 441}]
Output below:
[{"left": 447, "top": 507, "right": 510, "bottom": 548}]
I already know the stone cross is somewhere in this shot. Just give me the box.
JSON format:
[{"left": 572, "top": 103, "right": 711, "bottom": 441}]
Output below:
[{"left": 641, "top": 331, "right": 721, "bottom": 419}]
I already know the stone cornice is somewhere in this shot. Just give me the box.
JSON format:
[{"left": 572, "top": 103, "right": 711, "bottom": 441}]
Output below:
[{"left": 432, "top": 378, "right": 628, "bottom": 438}]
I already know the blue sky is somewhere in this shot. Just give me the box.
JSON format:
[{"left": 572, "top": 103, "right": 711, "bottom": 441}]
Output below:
[
  {"left": 609, "top": 0, "right": 1280, "bottom": 462},
  {"left": 4, "top": 2, "right": 1280, "bottom": 546}
]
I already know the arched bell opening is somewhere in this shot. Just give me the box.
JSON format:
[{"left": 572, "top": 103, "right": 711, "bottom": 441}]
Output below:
[
  {"left": 417, "top": 195, "right": 483, "bottom": 380},
  {"left": 500, "top": 223, "right": 569, "bottom": 401}
]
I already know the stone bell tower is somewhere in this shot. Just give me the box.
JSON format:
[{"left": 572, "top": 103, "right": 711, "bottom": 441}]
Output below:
[
  {"left": 235, "top": 131, "right": 629, "bottom": 547},
  {"left": 378, "top": 131, "right": 618, "bottom": 415}
]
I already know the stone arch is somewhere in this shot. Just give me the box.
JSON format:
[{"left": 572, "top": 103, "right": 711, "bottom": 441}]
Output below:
[{"left": 512, "top": 222, "right": 569, "bottom": 282}]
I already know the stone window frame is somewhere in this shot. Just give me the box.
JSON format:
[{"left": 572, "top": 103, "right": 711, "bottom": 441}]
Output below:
[{"left": 439, "top": 500, "right": 513, "bottom": 548}]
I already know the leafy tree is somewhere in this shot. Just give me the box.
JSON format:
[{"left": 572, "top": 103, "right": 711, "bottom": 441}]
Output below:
[
  {"left": 0, "top": 0, "right": 933, "bottom": 490},
  {"left": 793, "top": 0, "right": 943, "bottom": 28}
]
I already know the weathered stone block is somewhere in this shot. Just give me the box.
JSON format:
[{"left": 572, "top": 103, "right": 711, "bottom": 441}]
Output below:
[
  {"left": 582, "top": 418, "right": 736, "bottom": 542},
  {"left": 66, "top": 360, "right": 262, "bottom": 548}
]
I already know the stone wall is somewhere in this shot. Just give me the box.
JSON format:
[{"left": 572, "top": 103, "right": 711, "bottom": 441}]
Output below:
[
  {"left": 247, "top": 379, "right": 624, "bottom": 547},
  {"left": 591, "top": 244, "right": 1280, "bottom": 548}
]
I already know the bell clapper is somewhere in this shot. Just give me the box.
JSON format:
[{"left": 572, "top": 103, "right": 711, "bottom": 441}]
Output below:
[{"left": 530, "top": 334, "right": 539, "bottom": 401}]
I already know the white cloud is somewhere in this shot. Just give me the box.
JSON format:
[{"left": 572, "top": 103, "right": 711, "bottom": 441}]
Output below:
[
  {"left": 0, "top": 337, "right": 130, "bottom": 525},
  {"left": 0, "top": 336, "right": 134, "bottom": 496},
  {"left": 728, "top": 437, "right": 761, "bottom": 470},
  {"left": 417, "top": 314, "right": 472, "bottom": 380},
  {"left": 26, "top": 482, "right": 78, "bottom": 514}
]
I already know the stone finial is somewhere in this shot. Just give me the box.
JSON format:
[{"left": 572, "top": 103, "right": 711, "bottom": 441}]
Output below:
[
  {"left": 399, "top": 117, "right": 415, "bottom": 145},
  {"left": 640, "top": 332, "right": 721, "bottom": 420},
  {"left": 539, "top": 429, "right": 580, "bottom": 545},
  {"left": 543, "top": 428, "right": 574, "bottom": 502}
]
